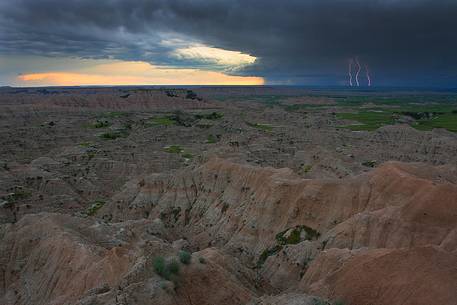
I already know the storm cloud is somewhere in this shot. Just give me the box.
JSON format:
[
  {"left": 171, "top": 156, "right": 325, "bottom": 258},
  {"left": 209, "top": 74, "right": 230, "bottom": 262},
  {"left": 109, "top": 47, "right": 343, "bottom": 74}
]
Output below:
[{"left": 1, "top": 0, "right": 457, "bottom": 86}]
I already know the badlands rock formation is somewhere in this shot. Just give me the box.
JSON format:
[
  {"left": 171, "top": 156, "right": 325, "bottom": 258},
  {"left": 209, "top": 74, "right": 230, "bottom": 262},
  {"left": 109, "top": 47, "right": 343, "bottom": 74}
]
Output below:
[
  {"left": 1, "top": 87, "right": 457, "bottom": 305},
  {"left": 2, "top": 158, "right": 456, "bottom": 305}
]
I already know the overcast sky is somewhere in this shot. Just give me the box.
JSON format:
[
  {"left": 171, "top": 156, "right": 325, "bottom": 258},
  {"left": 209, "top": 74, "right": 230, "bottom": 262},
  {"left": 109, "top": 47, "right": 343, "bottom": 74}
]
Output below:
[{"left": 1, "top": 0, "right": 456, "bottom": 87}]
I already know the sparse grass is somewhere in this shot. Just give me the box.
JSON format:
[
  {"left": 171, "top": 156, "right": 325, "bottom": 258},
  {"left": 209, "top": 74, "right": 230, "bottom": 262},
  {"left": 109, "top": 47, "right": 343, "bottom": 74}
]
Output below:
[
  {"left": 362, "top": 160, "right": 377, "bottom": 168},
  {"left": 178, "top": 250, "right": 192, "bottom": 265},
  {"left": 206, "top": 134, "right": 217, "bottom": 144},
  {"left": 86, "top": 200, "right": 105, "bottom": 216},
  {"left": 92, "top": 120, "right": 110, "bottom": 128},
  {"left": 412, "top": 113, "right": 457, "bottom": 132},
  {"left": 167, "top": 259, "right": 180, "bottom": 275},
  {"left": 246, "top": 122, "right": 273, "bottom": 131},
  {"left": 337, "top": 111, "right": 395, "bottom": 131},
  {"left": 300, "top": 164, "right": 312, "bottom": 173},
  {"left": 257, "top": 245, "right": 283, "bottom": 268},
  {"left": 103, "top": 111, "right": 129, "bottom": 118},
  {"left": 100, "top": 129, "right": 128, "bottom": 140},
  {"left": 181, "top": 152, "right": 193, "bottom": 159},
  {"left": 153, "top": 256, "right": 167, "bottom": 277},
  {"left": 164, "top": 145, "right": 184, "bottom": 154},
  {"left": 276, "top": 225, "right": 320, "bottom": 245},
  {"left": 151, "top": 116, "right": 176, "bottom": 126},
  {"left": 4, "top": 188, "right": 32, "bottom": 203},
  {"left": 79, "top": 142, "right": 94, "bottom": 148}
]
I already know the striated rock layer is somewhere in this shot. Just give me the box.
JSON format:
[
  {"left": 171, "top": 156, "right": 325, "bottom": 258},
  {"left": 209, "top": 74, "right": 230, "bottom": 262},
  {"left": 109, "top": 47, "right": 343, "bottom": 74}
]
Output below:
[{"left": 1, "top": 158, "right": 457, "bottom": 305}]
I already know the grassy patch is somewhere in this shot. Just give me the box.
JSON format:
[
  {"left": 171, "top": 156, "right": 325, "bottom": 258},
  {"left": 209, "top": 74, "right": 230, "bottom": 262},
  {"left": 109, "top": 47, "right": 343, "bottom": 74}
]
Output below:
[
  {"left": 79, "top": 142, "right": 95, "bottom": 148},
  {"left": 337, "top": 111, "right": 395, "bottom": 131},
  {"left": 100, "top": 129, "right": 128, "bottom": 140},
  {"left": 151, "top": 116, "right": 176, "bottom": 126},
  {"left": 257, "top": 245, "right": 283, "bottom": 268},
  {"left": 411, "top": 113, "right": 457, "bottom": 132},
  {"left": 164, "top": 145, "right": 184, "bottom": 154},
  {"left": 178, "top": 250, "right": 192, "bottom": 265},
  {"left": 92, "top": 120, "right": 110, "bottom": 128},
  {"left": 247, "top": 122, "right": 273, "bottom": 131},
  {"left": 181, "top": 152, "right": 193, "bottom": 159},
  {"left": 3, "top": 188, "right": 32, "bottom": 203},
  {"left": 164, "top": 145, "right": 193, "bottom": 160},
  {"left": 276, "top": 225, "right": 320, "bottom": 245},
  {"left": 206, "top": 134, "right": 218, "bottom": 144},
  {"left": 86, "top": 200, "right": 105, "bottom": 216},
  {"left": 153, "top": 256, "right": 181, "bottom": 281},
  {"left": 103, "top": 111, "right": 129, "bottom": 118},
  {"left": 195, "top": 112, "right": 224, "bottom": 120}
]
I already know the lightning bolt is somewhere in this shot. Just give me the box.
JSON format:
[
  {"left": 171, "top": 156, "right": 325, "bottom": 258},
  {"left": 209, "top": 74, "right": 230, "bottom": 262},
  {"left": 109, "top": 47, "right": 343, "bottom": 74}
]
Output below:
[
  {"left": 365, "top": 64, "right": 372, "bottom": 87},
  {"left": 348, "top": 58, "right": 354, "bottom": 87},
  {"left": 355, "top": 57, "right": 361, "bottom": 87}
]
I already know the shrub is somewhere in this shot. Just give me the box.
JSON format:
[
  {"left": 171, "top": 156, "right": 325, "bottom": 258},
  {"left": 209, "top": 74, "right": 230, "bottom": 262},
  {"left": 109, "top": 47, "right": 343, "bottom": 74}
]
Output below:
[
  {"left": 178, "top": 250, "right": 192, "bottom": 265},
  {"left": 86, "top": 200, "right": 105, "bottom": 216},
  {"left": 199, "top": 257, "right": 206, "bottom": 264},
  {"left": 164, "top": 145, "right": 183, "bottom": 154},
  {"left": 93, "top": 120, "right": 110, "bottom": 128},
  {"left": 206, "top": 134, "right": 217, "bottom": 144},
  {"left": 167, "top": 259, "right": 180, "bottom": 275},
  {"left": 153, "top": 256, "right": 167, "bottom": 277}
]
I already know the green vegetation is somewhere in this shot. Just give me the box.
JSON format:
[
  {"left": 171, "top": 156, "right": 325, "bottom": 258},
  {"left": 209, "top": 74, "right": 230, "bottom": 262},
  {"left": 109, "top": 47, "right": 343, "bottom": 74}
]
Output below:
[
  {"left": 153, "top": 256, "right": 167, "bottom": 277},
  {"left": 198, "top": 257, "right": 206, "bottom": 264},
  {"left": 195, "top": 112, "right": 224, "bottom": 120},
  {"left": 337, "top": 106, "right": 457, "bottom": 132},
  {"left": 167, "top": 259, "right": 180, "bottom": 274},
  {"left": 256, "top": 225, "right": 320, "bottom": 268},
  {"left": 92, "top": 120, "right": 110, "bottom": 128},
  {"left": 153, "top": 256, "right": 181, "bottom": 281},
  {"left": 300, "top": 164, "right": 312, "bottom": 174},
  {"left": 151, "top": 116, "right": 176, "bottom": 126},
  {"left": 4, "top": 188, "right": 32, "bottom": 203},
  {"left": 100, "top": 129, "right": 128, "bottom": 140},
  {"left": 257, "top": 245, "right": 283, "bottom": 268},
  {"left": 103, "top": 111, "right": 129, "bottom": 118},
  {"left": 411, "top": 113, "right": 457, "bottom": 132},
  {"left": 164, "top": 145, "right": 184, "bottom": 154},
  {"left": 206, "top": 134, "right": 217, "bottom": 144},
  {"left": 164, "top": 145, "right": 194, "bottom": 160},
  {"left": 86, "top": 200, "right": 105, "bottom": 216},
  {"left": 79, "top": 142, "right": 95, "bottom": 148},
  {"left": 181, "top": 152, "right": 193, "bottom": 159},
  {"left": 178, "top": 250, "right": 192, "bottom": 265},
  {"left": 276, "top": 225, "right": 320, "bottom": 245},
  {"left": 246, "top": 122, "right": 273, "bottom": 131},
  {"left": 337, "top": 111, "right": 395, "bottom": 131},
  {"left": 362, "top": 160, "right": 377, "bottom": 168}
]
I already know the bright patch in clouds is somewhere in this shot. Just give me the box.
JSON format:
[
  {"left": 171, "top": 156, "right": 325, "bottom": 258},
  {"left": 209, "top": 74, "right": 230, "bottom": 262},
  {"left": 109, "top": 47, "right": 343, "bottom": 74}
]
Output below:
[
  {"left": 16, "top": 59, "right": 263, "bottom": 86},
  {"left": 171, "top": 45, "right": 257, "bottom": 69}
]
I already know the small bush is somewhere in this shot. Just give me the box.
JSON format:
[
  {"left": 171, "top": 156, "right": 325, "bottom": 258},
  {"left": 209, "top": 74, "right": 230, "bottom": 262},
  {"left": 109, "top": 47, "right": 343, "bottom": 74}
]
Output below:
[
  {"left": 164, "top": 145, "right": 183, "bottom": 154},
  {"left": 206, "top": 134, "right": 217, "bottom": 144},
  {"left": 178, "top": 250, "right": 192, "bottom": 265},
  {"left": 167, "top": 259, "right": 180, "bottom": 275},
  {"left": 181, "top": 152, "right": 193, "bottom": 159},
  {"left": 86, "top": 200, "right": 105, "bottom": 216},
  {"left": 93, "top": 120, "right": 110, "bottom": 128},
  {"left": 153, "top": 256, "right": 166, "bottom": 277},
  {"left": 199, "top": 257, "right": 206, "bottom": 264},
  {"left": 100, "top": 132, "right": 120, "bottom": 140}
]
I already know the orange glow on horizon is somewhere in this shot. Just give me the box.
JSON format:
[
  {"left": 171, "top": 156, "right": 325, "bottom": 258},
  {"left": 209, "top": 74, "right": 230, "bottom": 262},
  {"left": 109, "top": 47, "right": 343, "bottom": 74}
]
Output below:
[{"left": 17, "top": 61, "right": 264, "bottom": 86}]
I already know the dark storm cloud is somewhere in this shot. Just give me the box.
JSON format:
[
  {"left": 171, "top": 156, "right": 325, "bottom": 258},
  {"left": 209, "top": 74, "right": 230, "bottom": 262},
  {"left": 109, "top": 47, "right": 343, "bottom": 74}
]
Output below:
[{"left": 1, "top": 0, "right": 457, "bottom": 86}]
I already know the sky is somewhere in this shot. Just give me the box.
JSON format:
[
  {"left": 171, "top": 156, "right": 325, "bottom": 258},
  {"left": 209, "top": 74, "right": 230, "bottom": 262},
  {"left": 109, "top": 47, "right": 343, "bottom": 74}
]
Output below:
[{"left": 0, "top": 0, "right": 456, "bottom": 87}]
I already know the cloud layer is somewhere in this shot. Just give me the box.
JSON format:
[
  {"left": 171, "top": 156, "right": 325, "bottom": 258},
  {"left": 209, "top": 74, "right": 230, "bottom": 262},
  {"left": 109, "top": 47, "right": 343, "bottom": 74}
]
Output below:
[{"left": 1, "top": 0, "right": 457, "bottom": 86}]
